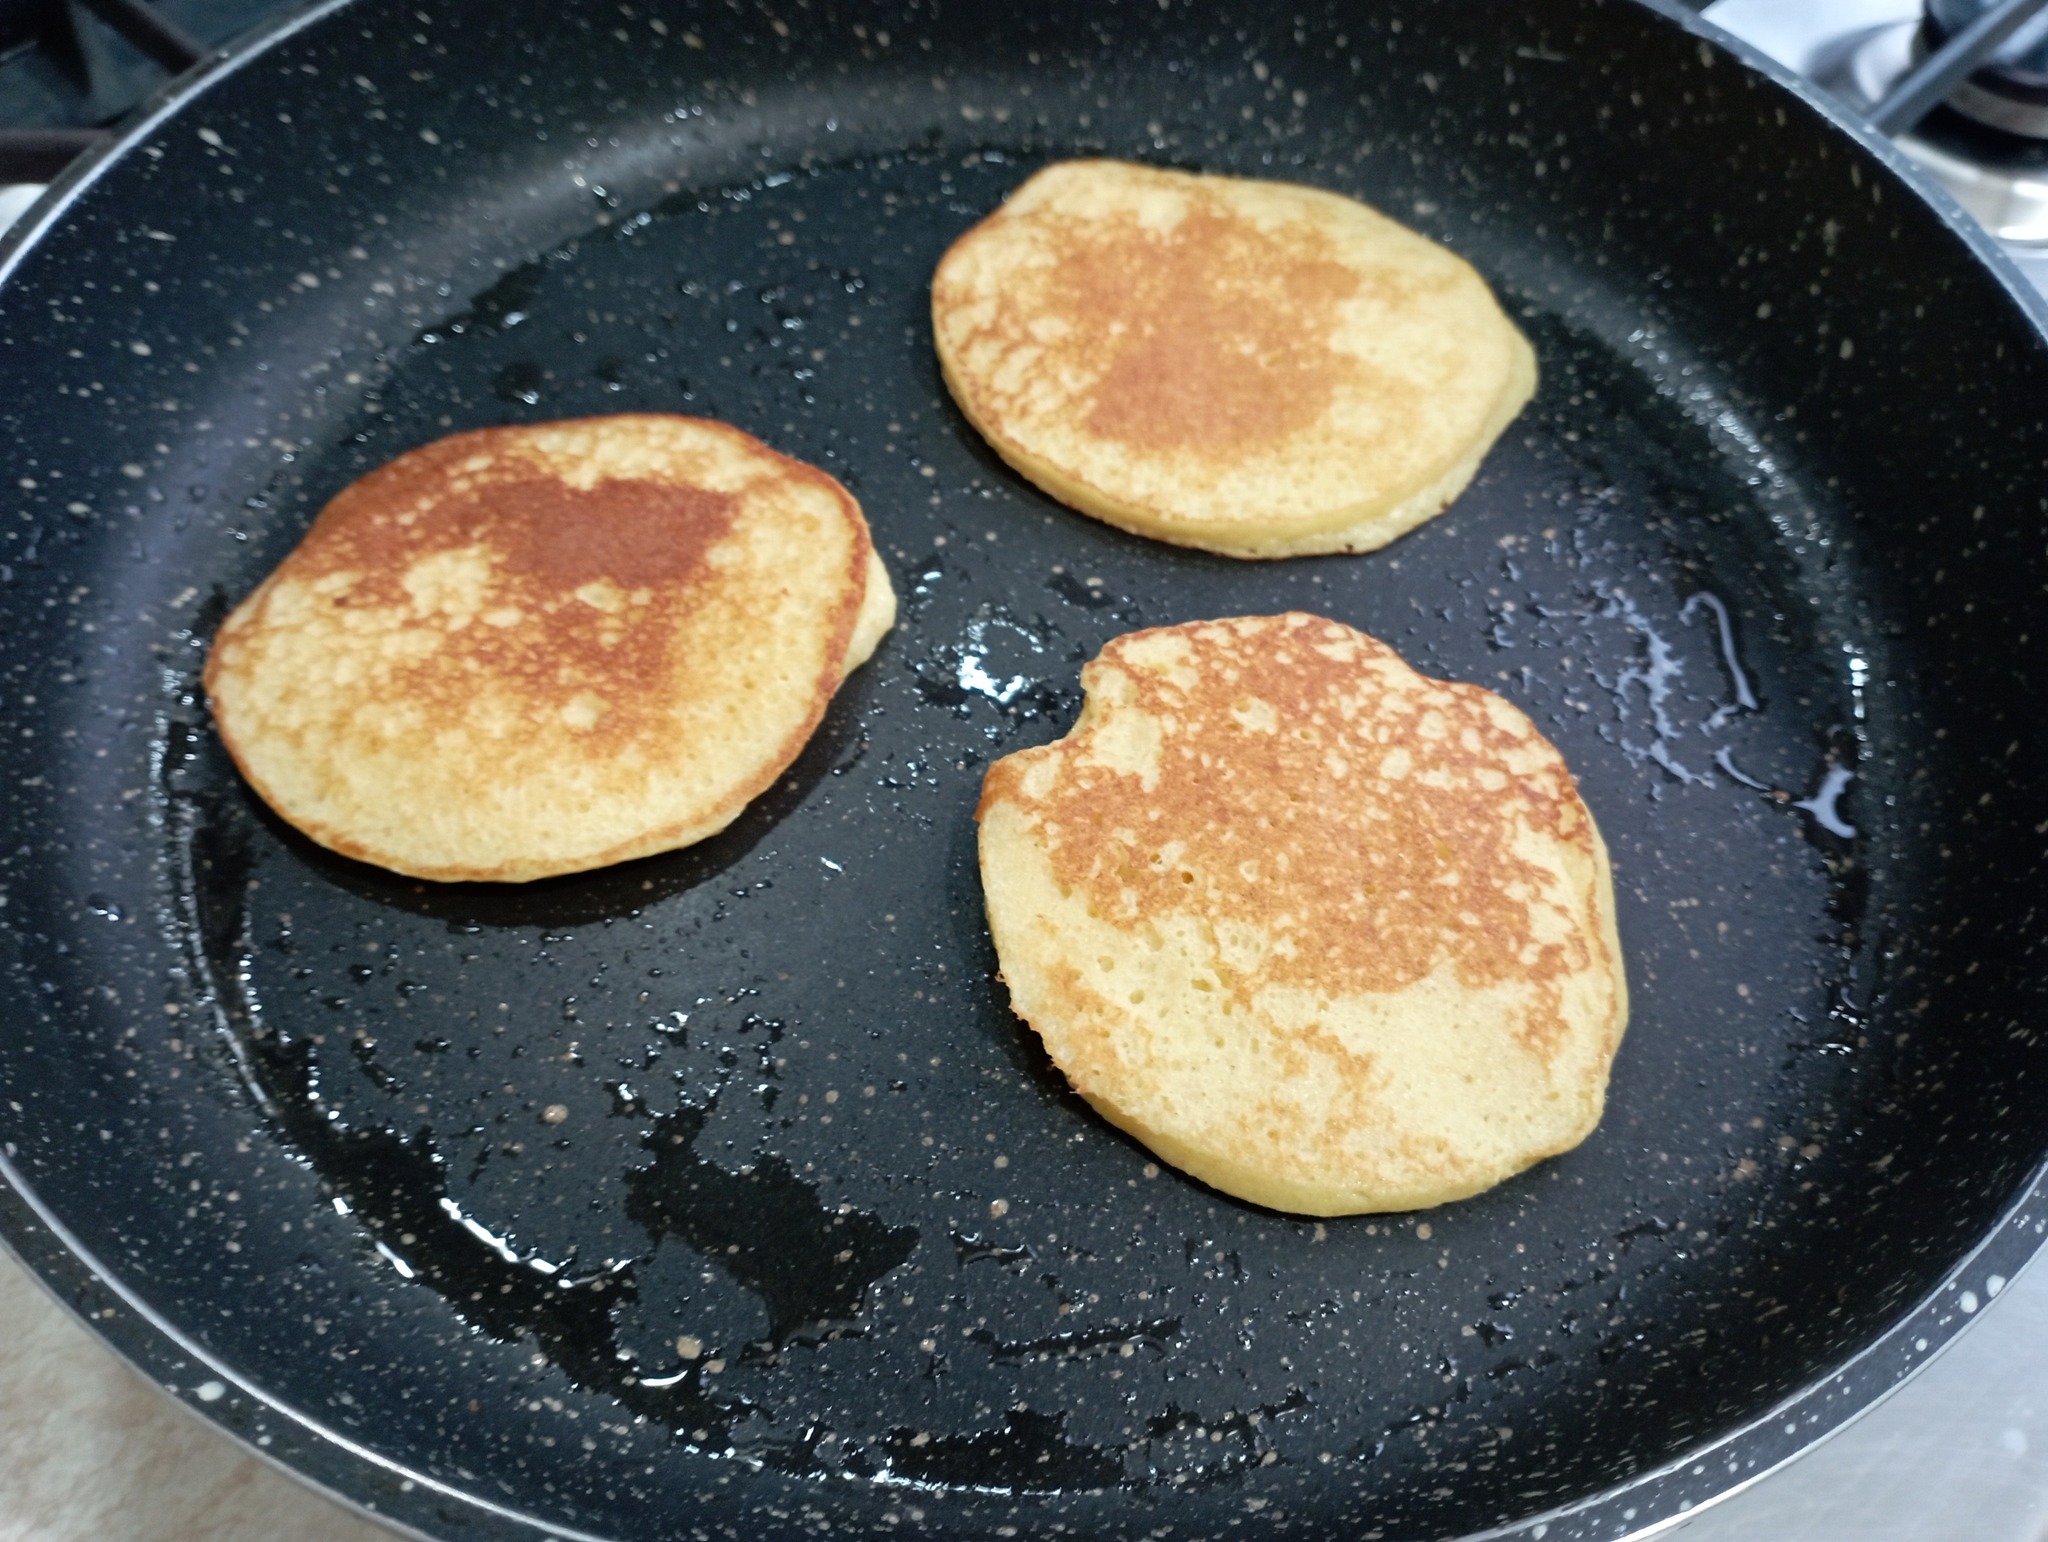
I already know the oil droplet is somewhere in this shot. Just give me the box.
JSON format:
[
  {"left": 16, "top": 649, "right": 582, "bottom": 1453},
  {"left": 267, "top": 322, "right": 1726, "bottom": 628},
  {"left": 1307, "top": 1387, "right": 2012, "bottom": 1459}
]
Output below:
[{"left": 1792, "top": 766, "right": 1856, "bottom": 839}]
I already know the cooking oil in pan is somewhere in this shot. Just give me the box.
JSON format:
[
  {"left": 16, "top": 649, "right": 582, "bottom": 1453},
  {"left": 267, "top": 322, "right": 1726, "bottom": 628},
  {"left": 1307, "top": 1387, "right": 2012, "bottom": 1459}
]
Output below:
[{"left": 148, "top": 151, "right": 1900, "bottom": 1533}]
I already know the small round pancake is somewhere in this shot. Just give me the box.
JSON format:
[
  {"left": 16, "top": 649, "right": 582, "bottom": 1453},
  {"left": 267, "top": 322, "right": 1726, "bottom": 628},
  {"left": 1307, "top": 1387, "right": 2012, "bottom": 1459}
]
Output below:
[
  {"left": 977, "top": 614, "right": 1626, "bottom": 1215},
  {"left": 206, "top": 415, "right": 896, "bottom": 883},
  {"left": 932, "top": 160, "right": 1537, "bottom": 559}
]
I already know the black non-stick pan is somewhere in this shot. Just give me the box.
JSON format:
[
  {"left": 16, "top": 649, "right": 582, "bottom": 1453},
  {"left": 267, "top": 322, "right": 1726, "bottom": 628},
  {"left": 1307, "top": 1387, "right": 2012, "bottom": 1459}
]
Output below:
[{"left": 4, "top": 1, "right": 2048, "bottom": 1537}]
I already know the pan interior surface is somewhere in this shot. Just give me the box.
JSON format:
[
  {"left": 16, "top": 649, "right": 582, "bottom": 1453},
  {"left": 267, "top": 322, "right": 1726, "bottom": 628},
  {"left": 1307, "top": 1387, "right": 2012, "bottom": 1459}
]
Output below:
[
  {"left": 159, "top": 151, "right": 1887, "bottom": 1532},
  {"left": 3, "top": 4, "right": 2047, "bottom": 1541}
]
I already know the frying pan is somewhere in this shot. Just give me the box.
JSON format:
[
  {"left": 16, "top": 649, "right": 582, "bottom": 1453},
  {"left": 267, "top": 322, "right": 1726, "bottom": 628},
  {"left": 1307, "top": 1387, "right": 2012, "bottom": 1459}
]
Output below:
[{"left": 3, "top": 0, "right": 2046, "bottom": 1537}]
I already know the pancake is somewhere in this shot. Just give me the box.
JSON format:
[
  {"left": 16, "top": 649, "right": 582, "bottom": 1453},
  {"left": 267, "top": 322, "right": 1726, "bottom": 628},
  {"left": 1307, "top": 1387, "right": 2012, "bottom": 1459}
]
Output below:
[
  {"left": 205, "top": 415, "right": 895, "bottom": 883},
  {"left": 976, "top": 614, "right": 1626, "bottom": 1215},
  {"left": 931, "top": 159, "right": 1537, "bottom": 559}
]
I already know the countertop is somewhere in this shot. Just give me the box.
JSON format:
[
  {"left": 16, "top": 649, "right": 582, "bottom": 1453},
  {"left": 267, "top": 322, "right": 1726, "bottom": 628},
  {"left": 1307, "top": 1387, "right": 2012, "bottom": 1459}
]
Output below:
[{"left": 0, "top": 1246, "right": 382, "bottom": 1542}]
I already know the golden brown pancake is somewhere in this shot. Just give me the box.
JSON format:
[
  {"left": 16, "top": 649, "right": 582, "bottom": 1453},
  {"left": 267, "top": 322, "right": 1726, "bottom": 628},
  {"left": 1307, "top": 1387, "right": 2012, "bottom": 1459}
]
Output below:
[
  {"left": 932, "top": 159, "right": 1536, "bottom": 559},
  {"left": 977, "top": 614, "right": 1626, "bottom": 1215},
  {"left": 205, "top": 415, "right": 895, "bottom": 883}
]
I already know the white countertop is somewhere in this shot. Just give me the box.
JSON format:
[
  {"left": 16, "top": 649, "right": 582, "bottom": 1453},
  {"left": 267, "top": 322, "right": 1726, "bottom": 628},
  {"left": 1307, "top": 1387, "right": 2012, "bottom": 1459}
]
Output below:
[{"left": 0, "top": 1247, "right": 386, "bottom": 1542}]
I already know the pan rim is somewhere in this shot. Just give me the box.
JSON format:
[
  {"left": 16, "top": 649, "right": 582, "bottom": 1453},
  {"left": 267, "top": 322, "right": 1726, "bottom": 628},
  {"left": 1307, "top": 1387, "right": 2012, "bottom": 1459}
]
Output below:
[
  {"left": 1653, "top": 0, "right": 2048, "bottom": 340},
  {"left": 0, "top": 1148, "right": 605, "bottom": 1542},
  {"left": 0, "top": 0, "right": 355, "bottom": 293},
  {"left": 1, "top": 1, "right": 2046, "bottom": 1539},
  {"left": 0, "top": 11, "right": 680, "bottom": 1539}
]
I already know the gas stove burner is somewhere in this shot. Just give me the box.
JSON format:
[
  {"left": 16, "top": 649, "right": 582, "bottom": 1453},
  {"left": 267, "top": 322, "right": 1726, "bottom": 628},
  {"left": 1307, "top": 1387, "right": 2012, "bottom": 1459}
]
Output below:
[
  {"left": 1706, "top": 0, "right": 2048, "bottom": 282},
  {"left": 1920, "top": 0, "right": 2048, "bottom": 139},
  {"left": 1813, "top": 11, "right": 2048, "bottom": 243}
]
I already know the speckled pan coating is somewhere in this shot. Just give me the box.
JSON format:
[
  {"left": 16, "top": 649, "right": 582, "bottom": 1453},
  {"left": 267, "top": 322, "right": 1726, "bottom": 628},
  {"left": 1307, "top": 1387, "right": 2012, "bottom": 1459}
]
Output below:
[{"left": 3, "top": 2, "right": 2048, "bottom": 1541}]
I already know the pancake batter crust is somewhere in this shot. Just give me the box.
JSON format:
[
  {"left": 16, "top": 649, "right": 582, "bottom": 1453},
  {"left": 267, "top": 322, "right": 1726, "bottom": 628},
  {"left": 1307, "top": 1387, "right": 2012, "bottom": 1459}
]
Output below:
[
  {"left": 977, "top": 614, "right": 1626, "bottom": 1214},
  {"left": 206, "top": 415, "right": 894, "bottom": 882},
  {"left": 933, "top": 160, "right": 1537, "bottom": 558}
]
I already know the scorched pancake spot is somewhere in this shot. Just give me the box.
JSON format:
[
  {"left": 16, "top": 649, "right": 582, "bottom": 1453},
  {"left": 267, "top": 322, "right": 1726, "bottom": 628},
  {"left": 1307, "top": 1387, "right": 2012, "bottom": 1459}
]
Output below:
[
  {"left": 204, "top": 414, "right": 895, "bottom": 883},
  {"left": 931, "top": 159, "right": 1537, "bottom": 559},
  {"left": 976, "top": 613, "right": 1627, "bottom": 1215}
]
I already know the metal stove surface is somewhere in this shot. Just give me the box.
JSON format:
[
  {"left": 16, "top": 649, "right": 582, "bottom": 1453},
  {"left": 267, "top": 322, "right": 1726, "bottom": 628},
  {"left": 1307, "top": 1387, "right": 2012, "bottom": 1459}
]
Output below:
[{"left": 1706, "top": 0, "right": 2048, "bottom": 296}]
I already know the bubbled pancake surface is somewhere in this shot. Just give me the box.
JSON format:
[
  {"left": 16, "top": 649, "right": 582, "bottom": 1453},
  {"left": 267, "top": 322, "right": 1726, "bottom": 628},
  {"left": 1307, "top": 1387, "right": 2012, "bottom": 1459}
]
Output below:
[
  {"left": 205, "top": 415, "right": 892, "bottom": 883},
  {"left": 931, "top": 160, "right": 1537, "bottom": 559},
  {"left": 977, "top": 614, "right": 1626, "bottom": 1215}
]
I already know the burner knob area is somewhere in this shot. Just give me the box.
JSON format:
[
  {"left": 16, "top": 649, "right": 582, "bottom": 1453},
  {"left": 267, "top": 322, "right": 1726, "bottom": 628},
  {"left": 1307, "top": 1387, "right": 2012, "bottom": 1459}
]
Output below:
[{"left": 1925, "top": 0, "right": 2048, "bottom": 137}]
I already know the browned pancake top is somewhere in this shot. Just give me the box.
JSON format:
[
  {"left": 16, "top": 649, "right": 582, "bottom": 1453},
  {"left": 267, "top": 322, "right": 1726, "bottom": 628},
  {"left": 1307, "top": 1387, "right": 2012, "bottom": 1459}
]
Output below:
[
  {"left": 942, "top": 164, "right": 1461, "bottom": 468},
  {"left": 1051, "top": 200, "right": 1364, "bottom": 453},
  {"left": 271, "top": 427, "right": 771, "bottom": 753},
  {"left": 979, "top": 614, "right": 1599, "bottom": 1056},
  {"left": 203, "top": 415, "right": 887, "bottom": 882}
]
